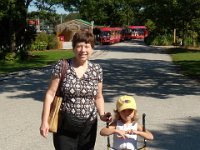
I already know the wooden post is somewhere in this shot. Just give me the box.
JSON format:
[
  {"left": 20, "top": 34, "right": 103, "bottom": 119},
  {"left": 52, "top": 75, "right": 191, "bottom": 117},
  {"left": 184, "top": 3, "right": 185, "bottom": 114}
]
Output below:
[
  {"left": 91, "top": 21, "right": 94, "bottom": 33},
  {"left": 174, "top": 28, "right": 176, "bottom": 44}
]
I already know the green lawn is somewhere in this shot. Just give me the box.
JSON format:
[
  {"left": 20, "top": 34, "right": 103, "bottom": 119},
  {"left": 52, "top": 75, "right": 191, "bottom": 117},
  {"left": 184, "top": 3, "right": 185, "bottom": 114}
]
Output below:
[
  {"left": 0, "top": 50, "right": 74, "bottom": 74},
  {"left": 167, "top": 47, "right": 200, "bottom": 81}
]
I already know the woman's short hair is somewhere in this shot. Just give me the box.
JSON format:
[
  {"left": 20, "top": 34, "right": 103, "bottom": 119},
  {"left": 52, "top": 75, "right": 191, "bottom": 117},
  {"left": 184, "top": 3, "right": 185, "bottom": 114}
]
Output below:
[{"left": 72, "top": 30, "right": 95, "bottom": 49}]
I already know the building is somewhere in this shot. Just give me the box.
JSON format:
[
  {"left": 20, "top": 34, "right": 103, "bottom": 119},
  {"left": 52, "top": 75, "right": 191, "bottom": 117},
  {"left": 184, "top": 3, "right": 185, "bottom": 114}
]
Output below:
[{"left": 55, "top": 19, "right": 93, "bottom": 49}]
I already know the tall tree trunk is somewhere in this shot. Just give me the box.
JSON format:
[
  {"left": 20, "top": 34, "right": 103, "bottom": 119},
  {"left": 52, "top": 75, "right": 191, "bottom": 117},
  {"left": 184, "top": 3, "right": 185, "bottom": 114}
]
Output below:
[
  {"left": 11, "top": 32, "right": 16, "bottom": 53},
  {"left": 8, "top": 20, "right": 16, "bottom": 53},
  {"left": 8, "top": 1, "right": 16, "bottom": 53}
]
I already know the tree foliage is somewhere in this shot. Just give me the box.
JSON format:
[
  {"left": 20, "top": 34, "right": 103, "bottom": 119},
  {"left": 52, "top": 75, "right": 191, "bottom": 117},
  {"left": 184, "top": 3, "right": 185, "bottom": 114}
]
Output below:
[
  {"left": 65, "top": 0, "right": 200, "bottom": 45},
  {"left": 143, "top": 0, "right": 200, "bottom": 45},
  {"left": 0, "top": 0, "right": 32, "bottom": 56},
  {"left": 0, "top": 0, "right": 62, "bottom": 61},
  {"left": 1, "top": 0, "right": 200, "bottom": 61},
  {"left": 60, "top": 0, "right": 143, "bottom": 26}
]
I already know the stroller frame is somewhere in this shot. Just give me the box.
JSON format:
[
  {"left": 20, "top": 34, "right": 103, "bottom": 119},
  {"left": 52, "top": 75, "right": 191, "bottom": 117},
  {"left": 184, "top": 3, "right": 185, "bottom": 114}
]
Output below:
[{"left": 106, "top": 113, "right": 147, "bottom": 150}]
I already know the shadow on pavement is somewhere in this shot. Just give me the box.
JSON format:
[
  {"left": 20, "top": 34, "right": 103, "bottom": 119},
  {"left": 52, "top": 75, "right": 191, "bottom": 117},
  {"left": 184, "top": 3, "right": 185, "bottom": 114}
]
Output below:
[
  {"left": 0, "top": 69, "right": 50, "bottom": 101},
  {"left": 150, "top": 117, "right": 200, "bottom": 150},
  {"left": 94, "top": 58, "right": 200, "bottom": 102}
]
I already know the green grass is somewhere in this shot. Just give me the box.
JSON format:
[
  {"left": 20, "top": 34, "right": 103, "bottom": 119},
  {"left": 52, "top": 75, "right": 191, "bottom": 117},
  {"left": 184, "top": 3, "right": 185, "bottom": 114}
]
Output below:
[
  {"left": 0, "top": 50, "right": 74, "bottom": 74},
  {"left": 167, "top": 48, "right": 200, "bottom": 81}
]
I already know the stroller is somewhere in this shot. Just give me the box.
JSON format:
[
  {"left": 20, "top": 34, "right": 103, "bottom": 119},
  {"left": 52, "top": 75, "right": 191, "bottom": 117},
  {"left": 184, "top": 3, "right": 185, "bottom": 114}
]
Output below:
[{"left": 106, "top": 113, "right": 147, "bottom": 150}]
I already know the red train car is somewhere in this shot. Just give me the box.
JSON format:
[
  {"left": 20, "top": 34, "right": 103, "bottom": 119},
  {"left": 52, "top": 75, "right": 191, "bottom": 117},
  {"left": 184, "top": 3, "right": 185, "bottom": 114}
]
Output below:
[
  {"left": 127, "top": 26, "right": 148, "bottom": 39},
  {"left": 93, "top": 27, "right": 122, "bottom": 44}
]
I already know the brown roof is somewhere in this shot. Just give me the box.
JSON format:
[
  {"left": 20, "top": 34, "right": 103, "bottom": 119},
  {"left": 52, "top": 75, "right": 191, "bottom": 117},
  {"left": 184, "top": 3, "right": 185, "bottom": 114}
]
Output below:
[{"left": 55, "top": 19, "right": 92, "bottom": 33}]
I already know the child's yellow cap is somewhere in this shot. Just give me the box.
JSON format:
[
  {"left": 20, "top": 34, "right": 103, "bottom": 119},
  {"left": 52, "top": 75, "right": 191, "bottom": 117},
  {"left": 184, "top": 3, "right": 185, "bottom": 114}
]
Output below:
[{"left": 116, "top": 95, "right": 137, "bottom": 112}]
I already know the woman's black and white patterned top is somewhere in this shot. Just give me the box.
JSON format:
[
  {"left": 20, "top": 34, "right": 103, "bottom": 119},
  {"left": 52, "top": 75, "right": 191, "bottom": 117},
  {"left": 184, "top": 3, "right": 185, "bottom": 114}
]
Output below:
[{"left": 52, "top": 59, "right": 103, "bottom": 121}]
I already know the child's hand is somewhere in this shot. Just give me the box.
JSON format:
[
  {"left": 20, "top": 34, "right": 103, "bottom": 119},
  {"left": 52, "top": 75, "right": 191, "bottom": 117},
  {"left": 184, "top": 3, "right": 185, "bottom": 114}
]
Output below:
[
  {"left": 115, "top": 129, "right": 128, "bottom": 139},
  {"left": 126, "top": 129, "right": 139, "bottom": 135}
]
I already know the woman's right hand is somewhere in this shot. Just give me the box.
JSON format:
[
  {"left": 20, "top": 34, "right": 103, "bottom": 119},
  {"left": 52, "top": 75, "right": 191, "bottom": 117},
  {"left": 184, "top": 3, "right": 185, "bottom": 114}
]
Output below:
[
  {"left": 100, "top": 112, "right": 112, "bottom": 122},
  {"left": 40, "top": 122, "right": 49, "bottom": 138}
]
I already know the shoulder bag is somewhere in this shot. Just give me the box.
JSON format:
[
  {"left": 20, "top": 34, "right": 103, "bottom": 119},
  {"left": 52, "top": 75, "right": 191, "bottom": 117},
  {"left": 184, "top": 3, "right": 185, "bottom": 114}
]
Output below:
[{"left": 48, "top": 59, "right": 67, "bottom": 133}]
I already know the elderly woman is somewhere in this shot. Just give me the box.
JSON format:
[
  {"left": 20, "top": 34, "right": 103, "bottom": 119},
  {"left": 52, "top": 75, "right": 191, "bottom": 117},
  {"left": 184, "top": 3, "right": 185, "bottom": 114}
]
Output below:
[{"left": 40, "top": 30, "right": 111, "bottom": 150}]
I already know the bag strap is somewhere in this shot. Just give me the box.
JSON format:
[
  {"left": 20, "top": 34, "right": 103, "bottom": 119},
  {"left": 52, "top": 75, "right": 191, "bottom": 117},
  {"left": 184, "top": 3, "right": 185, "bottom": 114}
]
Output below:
[{"left": 56, "top": 59, "right": 68, "bottom": 96}]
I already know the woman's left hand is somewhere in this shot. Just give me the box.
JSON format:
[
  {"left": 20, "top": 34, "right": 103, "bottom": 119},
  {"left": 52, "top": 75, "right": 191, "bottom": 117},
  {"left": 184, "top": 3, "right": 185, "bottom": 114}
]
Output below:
[{"left": 100, "top": 112, "right": 112, "bottom": 122}]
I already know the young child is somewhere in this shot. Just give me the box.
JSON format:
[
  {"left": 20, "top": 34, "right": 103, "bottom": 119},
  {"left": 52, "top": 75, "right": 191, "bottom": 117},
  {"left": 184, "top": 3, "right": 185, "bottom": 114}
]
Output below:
[{"left": 100, "top": 95, "right": 154, "bottom": 150}]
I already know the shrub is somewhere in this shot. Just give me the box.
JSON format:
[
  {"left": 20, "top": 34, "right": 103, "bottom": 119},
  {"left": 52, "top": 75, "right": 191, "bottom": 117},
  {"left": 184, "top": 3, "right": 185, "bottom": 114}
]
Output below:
[
  {"left": 162, "top": 34, "right": 173, "bottom": 45},
  {"left": 36, "top": 32, "right": 48, "bottom": 43},
  {"left": 47, "top": 34, "right": 59, "bottom": 50},
  {"left": 30, "top": 41, "right": 48, "bottom": 51},
  {"left": 5, "top": 52, "right": 16, "bottom": 62},
  {"left": 145, "top": 33, "right": 173, "bottom": 46},
  {"left": 30, "top": 32, "right": 58, "bottom": 50},
  {"left": 184, "top": 36, "right": 193, "bottom": 46}
]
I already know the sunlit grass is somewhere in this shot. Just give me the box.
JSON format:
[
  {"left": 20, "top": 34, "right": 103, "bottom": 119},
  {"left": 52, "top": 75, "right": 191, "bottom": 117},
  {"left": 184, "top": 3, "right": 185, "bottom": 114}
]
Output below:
[
  {"left": 168, "top": 48, "right": 200, "bottom": 80},
  {"left": 0, "top": 49, "right": 74, "bottom": 74}
]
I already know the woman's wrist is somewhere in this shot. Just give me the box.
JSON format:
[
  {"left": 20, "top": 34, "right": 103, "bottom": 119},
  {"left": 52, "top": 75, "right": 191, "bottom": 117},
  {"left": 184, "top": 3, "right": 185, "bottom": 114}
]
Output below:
[{"left": 99, "top": 112, "right": 105, "bottom": 118}]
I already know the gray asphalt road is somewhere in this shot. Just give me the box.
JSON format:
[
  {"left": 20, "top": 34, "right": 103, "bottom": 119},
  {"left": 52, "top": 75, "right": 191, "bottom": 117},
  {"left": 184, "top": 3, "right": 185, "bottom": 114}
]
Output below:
[{"left": 0, "top": 40, "right": 200, "bottom": 150}]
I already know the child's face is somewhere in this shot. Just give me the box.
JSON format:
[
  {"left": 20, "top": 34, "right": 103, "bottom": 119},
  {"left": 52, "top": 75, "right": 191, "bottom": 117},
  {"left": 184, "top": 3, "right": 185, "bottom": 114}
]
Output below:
[{"left": 119, "top": 109, "right": 135, "bottom": 122}]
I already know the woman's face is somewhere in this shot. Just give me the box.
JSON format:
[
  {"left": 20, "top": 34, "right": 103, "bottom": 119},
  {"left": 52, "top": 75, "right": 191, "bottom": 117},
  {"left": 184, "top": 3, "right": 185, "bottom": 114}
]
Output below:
[
  {"left": 119, "top": 109, "right": 135, "bottom": 123},
  {"left": 73, "top": 42, "right": 93, "bottom": 62}
]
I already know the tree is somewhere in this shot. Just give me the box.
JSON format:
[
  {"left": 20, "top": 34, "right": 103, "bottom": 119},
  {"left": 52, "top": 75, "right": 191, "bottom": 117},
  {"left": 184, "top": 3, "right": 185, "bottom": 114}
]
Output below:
[
  {"left": 0, "top": 0, "right": 32, "bottom": 60},
  {"left": 0, "top": 0, "right": 64, "bottom": 61},
  {"left": 60, "top": 0, "right": 144, "bottom": 27},
  {"left": 142, "top": 0, "right": 200, "bottom": 45},
  {"left": 33, "top": 0, "right": 63, "bottom": 12}
]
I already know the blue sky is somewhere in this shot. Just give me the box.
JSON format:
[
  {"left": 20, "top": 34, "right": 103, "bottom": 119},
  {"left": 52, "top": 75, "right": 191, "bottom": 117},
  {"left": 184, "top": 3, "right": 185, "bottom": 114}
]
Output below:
[{"left": 28, "top": 5, "right": 68, "bottom": 14}]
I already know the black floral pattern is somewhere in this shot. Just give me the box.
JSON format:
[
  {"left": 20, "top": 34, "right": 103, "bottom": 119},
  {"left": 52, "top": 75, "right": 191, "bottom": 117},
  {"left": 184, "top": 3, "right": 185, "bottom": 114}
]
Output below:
[{"left": 52, "top": 59, "right": 103, "bottom": 121}]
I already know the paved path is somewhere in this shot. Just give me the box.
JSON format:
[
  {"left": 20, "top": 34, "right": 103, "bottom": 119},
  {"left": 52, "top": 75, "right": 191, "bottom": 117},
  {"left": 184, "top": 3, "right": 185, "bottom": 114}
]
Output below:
[{"left": 0, "top": 40, "right": 199, "bottom": 150}]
